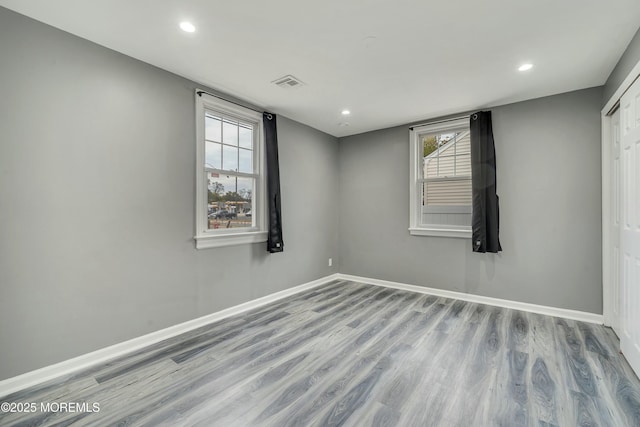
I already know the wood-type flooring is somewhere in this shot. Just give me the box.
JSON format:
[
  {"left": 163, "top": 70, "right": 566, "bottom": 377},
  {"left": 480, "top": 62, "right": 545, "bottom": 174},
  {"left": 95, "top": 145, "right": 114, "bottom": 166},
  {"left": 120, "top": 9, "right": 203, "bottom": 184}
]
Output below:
[{"left": 1, "top": 280, "right": 639, "bottom": 426}]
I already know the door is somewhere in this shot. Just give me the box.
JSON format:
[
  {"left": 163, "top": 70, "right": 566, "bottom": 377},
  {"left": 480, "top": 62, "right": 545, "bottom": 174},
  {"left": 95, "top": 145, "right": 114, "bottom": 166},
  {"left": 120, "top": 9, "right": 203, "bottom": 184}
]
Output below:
[
  {"left": 611, "top": 108, "right": 621, "bottom": 335},
  {"left": 620, "top": 76, "right": 640, "bottom": 376}
]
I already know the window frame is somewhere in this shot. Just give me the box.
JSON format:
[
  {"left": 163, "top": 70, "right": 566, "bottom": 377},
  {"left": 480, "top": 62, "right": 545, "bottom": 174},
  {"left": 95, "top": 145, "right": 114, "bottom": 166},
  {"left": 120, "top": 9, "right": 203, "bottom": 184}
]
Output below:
[
  {"left": 409, "top": 118, "right": 472, "bottom": 239},
  {"left": 195, "top": 91, "right": 267, "bottom": 249}
]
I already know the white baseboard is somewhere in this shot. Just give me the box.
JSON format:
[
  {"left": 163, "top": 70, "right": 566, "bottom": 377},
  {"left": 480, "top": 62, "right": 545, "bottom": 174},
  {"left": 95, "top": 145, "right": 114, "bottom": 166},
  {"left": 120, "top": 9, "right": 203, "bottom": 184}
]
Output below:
[
  {"left": 337, "top": 274, "right": 604, "bottom": 325},
  {"left": 0, "top": 273, "right": 340, "bottom": 398},
  {"left": 1, "top": 271, "right": 604, "bottom": 397}
]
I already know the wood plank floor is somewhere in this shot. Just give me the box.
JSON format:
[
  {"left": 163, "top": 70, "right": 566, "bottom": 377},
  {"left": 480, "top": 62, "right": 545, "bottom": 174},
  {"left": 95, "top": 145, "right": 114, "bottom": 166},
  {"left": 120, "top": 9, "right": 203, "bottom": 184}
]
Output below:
[{"left": 1, "top": 280, "right": 640, "bottom": 426}]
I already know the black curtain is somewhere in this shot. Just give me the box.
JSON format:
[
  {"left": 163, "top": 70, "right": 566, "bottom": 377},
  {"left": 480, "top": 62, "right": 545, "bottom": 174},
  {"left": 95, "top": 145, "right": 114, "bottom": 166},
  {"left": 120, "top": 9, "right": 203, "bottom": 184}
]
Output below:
[
  {"left": 470, "top": 111, "right": 502, "bottom": 253},
  {"left": 264, "top": 113, "right": 284, "bottom": 253}
]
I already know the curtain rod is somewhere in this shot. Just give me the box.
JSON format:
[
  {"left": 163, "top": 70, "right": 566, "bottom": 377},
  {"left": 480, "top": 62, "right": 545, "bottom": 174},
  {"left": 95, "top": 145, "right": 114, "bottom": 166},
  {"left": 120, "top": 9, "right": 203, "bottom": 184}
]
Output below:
[
  {"left": 196, "top": 89, "right": 271, "bottom": 117},
  {"left": 409, "top": 115, "right": 474, "bottom": 131}
]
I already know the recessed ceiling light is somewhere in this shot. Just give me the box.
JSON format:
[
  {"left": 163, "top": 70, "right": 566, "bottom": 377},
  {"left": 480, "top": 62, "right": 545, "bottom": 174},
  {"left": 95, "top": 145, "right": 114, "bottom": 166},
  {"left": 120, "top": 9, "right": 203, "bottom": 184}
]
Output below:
[
  {"left": 518, "top": 63, "right": 533, "bottom": 72},
  {"left": 341, "top": 110, "right": 351, "bottom": 115},
  {"left": 180, "top": 22, "right": 196, "bottom": 33}
]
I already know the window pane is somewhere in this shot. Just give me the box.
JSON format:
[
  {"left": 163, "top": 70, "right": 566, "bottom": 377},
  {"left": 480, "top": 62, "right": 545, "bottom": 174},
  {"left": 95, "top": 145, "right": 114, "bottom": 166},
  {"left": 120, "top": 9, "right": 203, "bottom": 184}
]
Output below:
[
  {"left": 223, "top": 120, "right": 238, "bottom": 146},
  {"left": 415, "top": 122, "right": 472, "bottom": 230},
  {"left": 206, "top": 115, "right": 222, "bottom": 142},
  {"left": 455, "top": 153, "right": 471, "bottom": 176},
  {"left": 439, "top": 134, "right": 454, "bottom": 149},
  {"left": 223, "top": 145, "right": 238, "bottom": 171},
  {"left": 456, "top": 133, "right": 471, "bottom": 155},
  {"left": 437, "top": 154, "right": 455, "bottom": 177},
  {"left": 423, "top": 179, "right": 472, "bottom": 206},
  {"left": 424, "top": 157, "right": 439, "bottom": 178},
  {"left": 239, "top": 148, "right": 253, "bottom": 173},
  {"left": 239, "top": 125, "right": 252, "bottom": 149},
  {"left": 207, "top": 174, "right": 253, "bottom": 230},
  {"left": 422, "top": 135, "right": 438, "bottom": 157},
  {"left": 423, "top": 130, "right": 471, "bottom": 178},
  {"left": 208, "top": 174, "right": 234, "bottom": 197},
  {"left": 205, "top": 141, "right": 222, "bottom": 169},
  {"left": 453, "top": 131, "right": 470, "bottom": 177}
]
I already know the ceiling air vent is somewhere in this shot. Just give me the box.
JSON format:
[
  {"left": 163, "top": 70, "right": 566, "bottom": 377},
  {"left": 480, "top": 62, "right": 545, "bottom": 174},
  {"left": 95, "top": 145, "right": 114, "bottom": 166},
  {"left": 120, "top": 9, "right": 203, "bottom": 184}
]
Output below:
[{"left": 272, "top": 75, "right": 305, "bottom": 88}]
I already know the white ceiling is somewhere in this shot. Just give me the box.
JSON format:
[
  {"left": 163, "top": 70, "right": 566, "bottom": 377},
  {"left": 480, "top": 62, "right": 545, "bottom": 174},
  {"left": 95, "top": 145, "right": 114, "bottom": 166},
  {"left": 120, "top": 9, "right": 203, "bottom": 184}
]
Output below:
[{"left": 2, "top": 0, "right": 640, "bottom": 137}]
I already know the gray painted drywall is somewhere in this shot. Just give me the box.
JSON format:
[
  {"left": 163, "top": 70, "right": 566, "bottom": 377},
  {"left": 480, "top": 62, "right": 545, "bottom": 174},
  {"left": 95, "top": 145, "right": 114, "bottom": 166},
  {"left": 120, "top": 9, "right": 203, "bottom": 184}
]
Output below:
[
  {"left": 338, "top": 87, "right": 603, "bottom": 314},
  {"left": 604, "top": 26, "right": 640, "bottom": 104},
  {"left": 0, "top": 7, "right": 339, "bottom": 380}
]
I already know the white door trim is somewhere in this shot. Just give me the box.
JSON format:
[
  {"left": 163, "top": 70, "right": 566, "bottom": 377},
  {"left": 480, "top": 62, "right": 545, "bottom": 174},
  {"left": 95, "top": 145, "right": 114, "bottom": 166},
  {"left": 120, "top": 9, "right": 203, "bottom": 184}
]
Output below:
[
  {"left": 602, "top": 109, "right": 613, "bottom": 327},
  {"left": 602, "top": 59, "right": 640, "bottom": 329},
  {"left": 602, "top": 60, "right": 640, "bottom": 116}
]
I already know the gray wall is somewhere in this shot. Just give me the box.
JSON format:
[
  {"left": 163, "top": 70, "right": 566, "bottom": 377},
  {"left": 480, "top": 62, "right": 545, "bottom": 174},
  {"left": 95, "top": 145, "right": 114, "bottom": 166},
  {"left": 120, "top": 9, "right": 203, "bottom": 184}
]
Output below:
[
  {"left": 338, "top": 87, "right": 603, "bottom": 314},
  {"left": 603, "top": 26, "right": 640, "bottom": 104},
  {"left": 0, "top": 7, "right": 339, "bottom": 380}
]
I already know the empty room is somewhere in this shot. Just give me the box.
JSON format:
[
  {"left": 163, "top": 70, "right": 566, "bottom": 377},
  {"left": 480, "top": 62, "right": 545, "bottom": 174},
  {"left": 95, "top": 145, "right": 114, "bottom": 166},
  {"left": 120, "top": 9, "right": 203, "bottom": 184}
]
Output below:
[{"left": 1, "top": 1, "right": 640, "bottom": 426}]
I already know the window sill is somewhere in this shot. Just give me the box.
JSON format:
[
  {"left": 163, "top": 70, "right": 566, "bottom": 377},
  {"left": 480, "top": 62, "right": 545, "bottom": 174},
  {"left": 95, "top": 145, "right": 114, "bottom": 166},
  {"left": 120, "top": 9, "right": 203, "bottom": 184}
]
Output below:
[
  {"left": 409, "top": 227, "right": 471, "bottom": 239},
  {"left": 195, "top": 231, "right": 268, "bottom": 249}
]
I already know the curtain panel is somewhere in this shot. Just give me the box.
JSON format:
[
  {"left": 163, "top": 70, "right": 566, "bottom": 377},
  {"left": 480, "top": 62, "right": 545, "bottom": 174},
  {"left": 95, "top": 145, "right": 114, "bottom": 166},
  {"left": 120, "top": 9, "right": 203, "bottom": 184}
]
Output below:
[
  {"left": 470, "top": 111, "right": 502, "bottom": 253},
  {"left": 264, "top": 113, "right": 284, "bottom": 253}
]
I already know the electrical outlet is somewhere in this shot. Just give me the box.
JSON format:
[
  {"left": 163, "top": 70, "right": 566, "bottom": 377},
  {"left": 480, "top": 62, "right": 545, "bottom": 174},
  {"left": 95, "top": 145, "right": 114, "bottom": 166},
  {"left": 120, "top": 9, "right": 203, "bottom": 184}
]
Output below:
[{"left": 328, "top": 258, "right": 333, "bottom": 267}]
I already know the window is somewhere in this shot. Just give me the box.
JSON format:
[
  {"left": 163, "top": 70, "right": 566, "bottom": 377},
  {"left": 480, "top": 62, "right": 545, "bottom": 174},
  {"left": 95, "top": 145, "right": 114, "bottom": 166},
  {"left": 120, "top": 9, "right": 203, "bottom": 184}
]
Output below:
[
  {"left": 195, "top": 91, "right": 267, "bottom": 248},
  {"left": 409, "top": 118, "right": 472, "bottom": 238}
]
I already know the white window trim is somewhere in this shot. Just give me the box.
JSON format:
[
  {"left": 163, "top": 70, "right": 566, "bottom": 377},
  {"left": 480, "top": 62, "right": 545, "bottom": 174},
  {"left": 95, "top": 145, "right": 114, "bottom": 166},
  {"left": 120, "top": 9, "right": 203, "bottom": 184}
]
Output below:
[
  {"left": 424, "top": 205, "right": 472, "bottom": 214},
  {"left": 409, "top": 118, "right": 472, "bottom": 239},
  {"left": 408, "top": 225, "right": 472, "bottom": 238},
  {"left": 194, "top": 90, "right": 267, "bottom": 249}
]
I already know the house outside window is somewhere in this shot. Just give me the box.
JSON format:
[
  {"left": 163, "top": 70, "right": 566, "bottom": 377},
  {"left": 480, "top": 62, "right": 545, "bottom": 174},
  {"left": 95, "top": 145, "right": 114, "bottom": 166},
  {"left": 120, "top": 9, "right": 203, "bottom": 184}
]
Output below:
[
  {"left": 195, "top": 91, "right": 267, "bottom": 249},
  {"left": 409, "top": 118, "right": 472, "bottom": 238}
]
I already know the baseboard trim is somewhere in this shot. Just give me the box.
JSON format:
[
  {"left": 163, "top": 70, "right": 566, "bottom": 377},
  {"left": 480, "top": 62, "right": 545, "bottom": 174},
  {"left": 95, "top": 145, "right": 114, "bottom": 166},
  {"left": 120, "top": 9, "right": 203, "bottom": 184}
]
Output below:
[
  {"left": 0, "top": 273, "right": 340, "bottom": 398},
  {"left": 337, "top": 274, "right": 604, "bottom": 325},
  {"left": 0, "top": 271, "right": 604, "bottom": 397}
]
